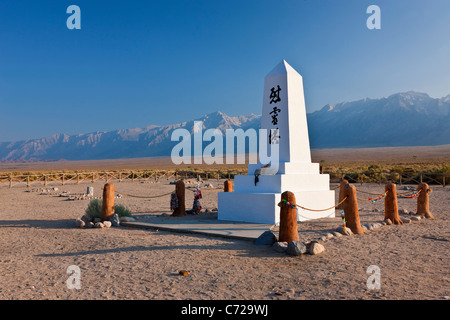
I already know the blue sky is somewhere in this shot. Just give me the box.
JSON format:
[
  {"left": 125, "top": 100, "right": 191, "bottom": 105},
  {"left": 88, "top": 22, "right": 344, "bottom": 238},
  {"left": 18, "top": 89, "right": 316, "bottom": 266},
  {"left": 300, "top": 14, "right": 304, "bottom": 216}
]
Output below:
[{"left": 0, "top": 0, "right": 449, "bottom": 142}]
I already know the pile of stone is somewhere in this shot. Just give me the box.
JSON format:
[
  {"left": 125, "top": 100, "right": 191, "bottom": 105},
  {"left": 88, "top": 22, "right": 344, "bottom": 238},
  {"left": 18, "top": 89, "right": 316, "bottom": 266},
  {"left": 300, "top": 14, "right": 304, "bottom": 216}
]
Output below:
[
  {"left": 74, "top": 213, "right": 136, "bottom": 229},
  {"left": 255, "top": 207, "right": 427, "bottom": 257},
  {"left": 254, "top": 231, "right": 325, "bottom": 256},
  {"left": 60, "top": 191, "right": 122, "bottom": 201},
  {"left": 26, "top": 187, "right": 59, "bottom": 194}
]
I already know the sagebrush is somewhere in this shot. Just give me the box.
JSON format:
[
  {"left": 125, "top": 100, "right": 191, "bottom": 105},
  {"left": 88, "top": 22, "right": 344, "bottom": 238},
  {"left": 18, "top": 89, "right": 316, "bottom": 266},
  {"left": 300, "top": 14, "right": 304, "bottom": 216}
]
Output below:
[{"left": 85, "top": 199, "right": 132, "bottom": 219}]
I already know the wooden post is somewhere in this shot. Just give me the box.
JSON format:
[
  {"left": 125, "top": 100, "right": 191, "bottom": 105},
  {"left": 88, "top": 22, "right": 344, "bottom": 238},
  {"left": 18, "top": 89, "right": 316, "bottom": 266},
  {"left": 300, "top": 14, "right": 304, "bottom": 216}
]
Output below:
[
  {"left": 278, "top": 191, "right": 299, "bottom": 243},
  {"left": 417, "top": 183, "right": 434, "bottom": 219},
  {"left": 77, "top": 173, "right": 80, "bottom": 184},
  {"left": 343, "top": 183, "right": 365, "bottom": 234},
  {"left": 336, "top": 179, "right": 348, "bottom": 209},
  {"left": 172, "top": 180, "right": 186, "bottom": 217},
  {"left": 26, "top": 176, "right": 30, "bottom": 188},
  {"left": 9, "top": 176, "right": 12, "bottom": 189},
  {"left": 224, "top": 180, "right": 233, "bottom": 192},
  {"left": 102, "top": 183, "right": 115, "bottom": 222},
  {"left": 44, "top": 175, "right": 47, "bottom": 187},
  {"left": 62, "top": 174, "right": 65, "bottom": 186},
  {"left": 384, "top": 183, "right": 402, "bottom": 224}
]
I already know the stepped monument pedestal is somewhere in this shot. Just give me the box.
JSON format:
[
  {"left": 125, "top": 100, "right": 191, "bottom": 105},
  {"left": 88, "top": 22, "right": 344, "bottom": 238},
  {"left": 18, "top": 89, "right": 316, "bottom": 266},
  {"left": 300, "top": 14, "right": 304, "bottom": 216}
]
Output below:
[{"left": 218, "top": 60, "right": 335, "bottom": 225}]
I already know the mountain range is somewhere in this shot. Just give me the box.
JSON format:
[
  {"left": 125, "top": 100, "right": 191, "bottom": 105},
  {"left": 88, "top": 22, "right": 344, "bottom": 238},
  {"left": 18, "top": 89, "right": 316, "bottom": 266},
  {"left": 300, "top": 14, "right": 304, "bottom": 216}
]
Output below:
[{"left": 0, "top": 91, "right": 449, "bottom": 161}]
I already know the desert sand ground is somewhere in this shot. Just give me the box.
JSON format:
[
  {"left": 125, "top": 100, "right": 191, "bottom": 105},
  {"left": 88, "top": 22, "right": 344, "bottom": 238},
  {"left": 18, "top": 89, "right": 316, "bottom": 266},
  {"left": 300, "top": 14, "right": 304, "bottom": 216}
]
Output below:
[{"left": 0, "top": 177, "right": 448, "bottom": 300}]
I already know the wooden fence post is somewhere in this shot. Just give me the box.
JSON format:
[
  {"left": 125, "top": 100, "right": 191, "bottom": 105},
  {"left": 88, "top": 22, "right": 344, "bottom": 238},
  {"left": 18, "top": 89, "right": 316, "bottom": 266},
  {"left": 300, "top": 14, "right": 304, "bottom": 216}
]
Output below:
[
  {"left": 102, "top": 183, "right": 115, "bottom": 222},
  {"left": 278, "top": 191, "right": 299, "bottom": 243},
  {"left": 336, "top": 179, "right": 348, "bottom": 209},
  {"left": 384, "top": 183, "right": 402, "bottom": 224},
  {"left": 172, "top": 180, "right": 186, "bottom": 217},
  {"left": 417, "top": 183, "right": 434, "bottom": 219},
  {"left": 224, "top": 180, "right": 233, "bottom": 192},
  {"left": 343, "top": 183, "right": 365, "bottom": 234}
]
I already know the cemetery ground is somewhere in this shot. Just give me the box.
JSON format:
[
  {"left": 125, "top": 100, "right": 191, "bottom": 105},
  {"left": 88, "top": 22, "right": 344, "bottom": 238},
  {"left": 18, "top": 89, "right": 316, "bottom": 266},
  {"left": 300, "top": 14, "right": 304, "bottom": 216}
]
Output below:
[{"left": 0, "top": 178, "right": 448, "bottom": 300}]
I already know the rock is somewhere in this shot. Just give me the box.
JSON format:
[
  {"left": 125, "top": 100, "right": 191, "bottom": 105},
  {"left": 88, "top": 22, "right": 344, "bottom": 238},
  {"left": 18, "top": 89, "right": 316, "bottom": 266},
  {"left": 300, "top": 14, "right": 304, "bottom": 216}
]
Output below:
[
  {"left": 363, "top": 223, "right": 374, "bottom": 230},
  {"left": 324, "top": 233, "right": 334, "bottom": 239},
  {"left": 399, "top": 208, "right": 408, "bottom": 215},
  {"left": 372, "top": 223, "right": 382, "bottom": 229},
  {"left": 178, "top": 270, "right": 189, "bottom": 276},
  {"left": 401, "top": 217, "right": 411, "bottom": 224},
  {"left": 102, "top": 221, "right": 112, "bottom": 228},
  {"left": 336, "top": 226, "right": 353, "bottom": 236},
  {"left": 85, "top": 222, "right": 94, "bottom": 228},
  {"left": 308, "top": 241, "right": 325, "bottom": 255},
  {"left": 332, "top": 231, "right": 343, "bottom": 237},
  {"left": 286, "top": 241, "right": 307, "bottom": 256},
  {"left": 272, "top": 242, "right": 288, "bottom": 253},
  {"left": 81, "top": 214, "right": 92, "bottom": 224},
  {"left": 109, "top": 213, "right": 120, "bottom": 227},
  {"left": 362, "top": 225, "right": 368, "bottom": 231},
  {"left": 75, "top": 219, "right": 85, "bottom": 228},
  {"left": 384, "top": 218, "right": 393, "bottom": 225},
  {"left": 380, "top": 221, "right": 387, "bottom": 226},
  {"left": 94, "top": 222, "right": 104, "bottom": 228},
  {"left": 93, "top": 218, "right": 102, "bottom": 223},
  {"left": 120, "top": 216, "right": 136, "bottom": 222},
  {"left": 411, "top": 215, "right": 422, "bottom": 221},
  {"left": 254, "top": 231, "right": 277, "bottom": 245},
  {"left": 372, "top": 208, "right": 380, "bottom": 212}
]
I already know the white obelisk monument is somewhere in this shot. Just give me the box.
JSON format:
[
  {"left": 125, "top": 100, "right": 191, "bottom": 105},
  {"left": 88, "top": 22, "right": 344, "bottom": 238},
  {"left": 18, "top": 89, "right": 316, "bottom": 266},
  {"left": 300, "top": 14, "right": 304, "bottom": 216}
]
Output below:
[{"left": 218, "top": 60, "right": 335, "bottom": 225}]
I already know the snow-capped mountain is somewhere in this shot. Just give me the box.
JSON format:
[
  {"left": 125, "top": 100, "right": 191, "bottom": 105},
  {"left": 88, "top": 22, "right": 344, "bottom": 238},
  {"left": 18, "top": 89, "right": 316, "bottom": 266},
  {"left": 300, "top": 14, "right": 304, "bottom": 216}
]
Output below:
[{"left": 0, "top": 91, "right": 448, "bottom": 160}]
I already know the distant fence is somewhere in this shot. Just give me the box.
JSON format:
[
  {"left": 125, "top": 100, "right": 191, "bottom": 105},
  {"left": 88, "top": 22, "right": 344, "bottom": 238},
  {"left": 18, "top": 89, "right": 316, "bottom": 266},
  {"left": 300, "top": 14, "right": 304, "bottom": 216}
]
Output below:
[
  {"left": 0, "top": 169, "right": 246, "bottom": 189},
  {"left": 0, "top": 169, "right": 448, "bottom": 189},
  {"left": 328, "top": 171, "right": 449, "bottom": 187}
]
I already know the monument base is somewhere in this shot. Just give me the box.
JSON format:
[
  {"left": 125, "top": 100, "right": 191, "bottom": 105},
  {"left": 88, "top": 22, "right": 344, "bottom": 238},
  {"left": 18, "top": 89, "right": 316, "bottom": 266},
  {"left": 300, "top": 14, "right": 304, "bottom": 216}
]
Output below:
[{"left": 218, "top": 190, "right": 335, "bottom": 225}]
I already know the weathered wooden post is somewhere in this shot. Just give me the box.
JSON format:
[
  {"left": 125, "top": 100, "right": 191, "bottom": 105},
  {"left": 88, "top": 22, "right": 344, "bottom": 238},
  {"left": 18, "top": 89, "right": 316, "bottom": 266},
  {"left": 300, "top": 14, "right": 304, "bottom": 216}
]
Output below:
[
  {"left": 172, "top": 180, "right": 186, "bottom": 217},
  {"left": 278, "top": 191, "right": 299, "bottom": 243},
  {"left": 102, "top": 183, "right": 115, "bottom": 222},
  {"left": 224, "top": 180, "right": 233, "bottom": 192},
  {"left": 417, "top": 183, "right": 434, "bottom": 219},
  {"left": 343, "top": 183, "right": 365, "bottom": 234},
  {"left": 384, "top": 183, "right": 402, "bottom": 224},
  {"left": 336, "top": 179, "right": 348, "bottom": 209}
]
